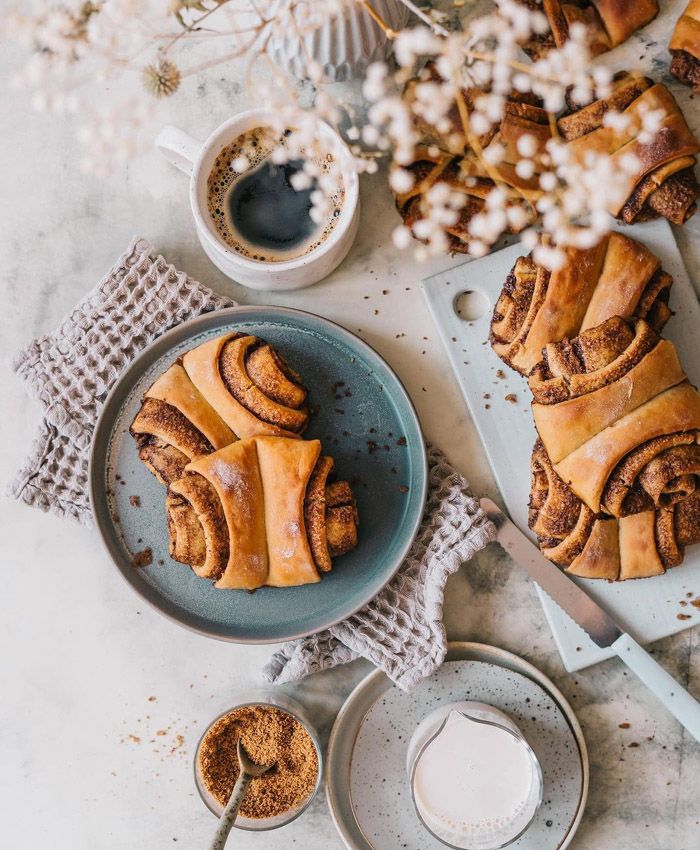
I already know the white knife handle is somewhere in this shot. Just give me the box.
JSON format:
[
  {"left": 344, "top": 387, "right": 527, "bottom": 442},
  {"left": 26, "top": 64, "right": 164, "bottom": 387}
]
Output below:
[{"left": 612, "top": 633, "right": 700, "bottom": 742}]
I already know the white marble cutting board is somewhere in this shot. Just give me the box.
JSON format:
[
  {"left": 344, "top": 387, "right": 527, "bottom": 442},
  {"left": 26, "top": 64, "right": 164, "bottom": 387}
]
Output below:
[{"left": 421, "top": 218, "right": 700, "bottom": 672}]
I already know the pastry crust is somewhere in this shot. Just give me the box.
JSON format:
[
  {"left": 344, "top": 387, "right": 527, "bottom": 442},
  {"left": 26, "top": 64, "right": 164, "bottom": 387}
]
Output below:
[
  {"left": 618, "top": 511, "right": 665, "bottom": 579},
  {"left": 533, "top": 339, "right": 687, "bottom": 463},
  {"left": 490, "top": 233, "right": 671, "bottom": 375},
  {"left": 145, "top": 363, "right": 235, "bottom": 450},
  {"left": 183, "top": 333, "right": 308, "bottom": 440},
  {"left": 560, "top": 77, "right": 700, "bottom": 224},
  {"left": 130, "top": 363, "right": 234, "bottom": 485},
  {"left": 256, "top": 436, "right": 321, "bottom": 587},
  {"left": 520, "top": 0, "right": 658, "bottom": 58},
  {"left": 165, "top": 436, "right": 358, "bottom": 590},
  {"left": 187, "top": 439, "right": 269, "bottom": 590},
  {"left": 555, "top": 383, "right": 700, "bottom": 513},
  {"left": 670, "top": 0, "right": 700, "bottom": 89}
]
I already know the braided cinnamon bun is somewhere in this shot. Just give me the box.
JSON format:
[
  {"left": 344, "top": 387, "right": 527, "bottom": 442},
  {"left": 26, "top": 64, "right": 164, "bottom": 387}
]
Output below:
[
  {"left": 529, "top": 440, "right": 700, "bottom": 579},
  {"left": 490, "top": 232, "right": 672, "bottom": 375},
  {"left": 131, "top": 333, "right": 308, "bottom": 485},
  {"left": 557, "top": 73, "right": 700, "bottom": 225},
  {"left": 529, "top": 317, "right": 700, "bottom": 517},
  {"left": 166, "top": 436, "right": 358, "bottom": 589}
]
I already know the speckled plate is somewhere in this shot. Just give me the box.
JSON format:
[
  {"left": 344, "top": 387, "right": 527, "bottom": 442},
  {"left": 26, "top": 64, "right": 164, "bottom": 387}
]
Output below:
[
  {"left": 326, "top": 642, "right": 589, "bottom": 850},
  {"left": 89, "top": 306, "right": 427, "bottom": 643}
]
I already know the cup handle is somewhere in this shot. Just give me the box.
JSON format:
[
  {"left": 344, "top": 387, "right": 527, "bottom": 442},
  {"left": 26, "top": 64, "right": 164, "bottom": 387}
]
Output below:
[{"left": 154, "top": 125, "right": 202, "bottom": 176}]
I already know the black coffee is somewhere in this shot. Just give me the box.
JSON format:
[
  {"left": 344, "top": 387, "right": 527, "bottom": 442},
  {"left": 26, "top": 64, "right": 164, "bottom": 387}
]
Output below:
[
  {"left": 227, "top": 159, "right": 316, "bottom": 253},
  {"left": 206, "top": 127, "right": 344, "bottom": 263}
]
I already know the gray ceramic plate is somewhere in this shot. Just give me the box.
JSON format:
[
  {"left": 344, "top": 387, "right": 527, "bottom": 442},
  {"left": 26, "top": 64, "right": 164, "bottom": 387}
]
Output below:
[
  {"left": 326, "top": 642, "right": 589, "bottom": 850},
  {"left": 89, "top": 306, "right": 427, "bottom": 643}
]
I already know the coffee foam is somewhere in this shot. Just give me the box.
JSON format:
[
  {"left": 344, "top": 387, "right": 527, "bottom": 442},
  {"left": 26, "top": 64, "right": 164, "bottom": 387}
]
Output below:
[{"left": 206, "top": 126, "right": 345, "bottom": 263}]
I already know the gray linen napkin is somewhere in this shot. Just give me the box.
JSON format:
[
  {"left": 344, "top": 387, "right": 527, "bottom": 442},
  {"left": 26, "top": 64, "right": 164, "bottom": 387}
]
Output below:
[
  {"left": 10, "top": 236, "right": 235, "bottom": 524},
  {"left": 10, "top": 239, "right": 496, "bottom": 690},
  {"left": 263, "top": 446, "right": 496, "bottom": 691}
]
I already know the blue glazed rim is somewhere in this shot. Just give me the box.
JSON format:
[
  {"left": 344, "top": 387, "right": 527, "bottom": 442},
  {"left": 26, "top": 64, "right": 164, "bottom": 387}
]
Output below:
[{"left": 89, "top": 305, "right": 428, "bottom": 644}]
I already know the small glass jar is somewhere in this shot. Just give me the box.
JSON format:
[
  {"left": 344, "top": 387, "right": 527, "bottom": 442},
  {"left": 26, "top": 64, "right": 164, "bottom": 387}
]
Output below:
[
  {"left": 406, "top": 701, "right": 543, "bottom": 850},
  {"left": 194, "top": 691, "right": 323, "bottom": 831}
]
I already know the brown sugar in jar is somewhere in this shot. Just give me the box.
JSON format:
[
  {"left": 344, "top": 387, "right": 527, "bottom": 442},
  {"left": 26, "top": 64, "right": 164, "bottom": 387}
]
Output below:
[{"left": 197, "top": 705, "right": 319, "bottom": 820}]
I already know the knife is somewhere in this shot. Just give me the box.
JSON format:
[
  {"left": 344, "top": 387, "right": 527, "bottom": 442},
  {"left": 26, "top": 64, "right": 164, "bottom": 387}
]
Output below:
[{"left": 481, "top": 498, "right": 700, "bottom": 742}]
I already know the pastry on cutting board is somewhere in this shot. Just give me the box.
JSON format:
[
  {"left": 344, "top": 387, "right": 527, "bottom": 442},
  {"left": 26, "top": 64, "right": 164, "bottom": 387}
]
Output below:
[{"left": 490, "top": 232, "right": 673, "bottom": 376}]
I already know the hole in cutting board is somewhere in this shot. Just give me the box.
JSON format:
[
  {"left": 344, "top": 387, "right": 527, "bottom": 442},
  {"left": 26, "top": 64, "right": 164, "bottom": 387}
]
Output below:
[{"left": 454, "top": 290, "right": 490, "bottom": 321}]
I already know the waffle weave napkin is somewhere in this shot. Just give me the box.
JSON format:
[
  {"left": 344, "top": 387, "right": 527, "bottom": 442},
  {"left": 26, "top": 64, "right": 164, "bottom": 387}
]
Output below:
[
  {"left": 10, "top": 236, "right": 496, "bottom": 690},
  {"left": 10, "top": 237, "right": 235, "bottom": 524}
]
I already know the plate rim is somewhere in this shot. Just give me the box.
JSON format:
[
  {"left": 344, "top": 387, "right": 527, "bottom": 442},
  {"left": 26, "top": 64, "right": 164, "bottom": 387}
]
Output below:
[
  {"left": 89, "top": 304, "right": 428, "bottom": 644},
  {"left": 325, "top": 641, "right": 590, "bottom": 850}
]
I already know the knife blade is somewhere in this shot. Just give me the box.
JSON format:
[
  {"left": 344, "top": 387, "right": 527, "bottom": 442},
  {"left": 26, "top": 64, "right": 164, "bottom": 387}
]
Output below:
[
  {"left": 480, "top": 497, "right": 700, "bottom": 741},
  {"left": 480, "top": 498, "right": 622, "bottom": 647}
]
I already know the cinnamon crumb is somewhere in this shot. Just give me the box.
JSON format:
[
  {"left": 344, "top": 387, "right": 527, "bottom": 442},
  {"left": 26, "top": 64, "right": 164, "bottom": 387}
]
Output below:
[
  {"left": 505, "top": 393, "right": 517, "bottom": 404},
  {"left": 129, "top": 495, "right": 141, "bottom": 508},
  {"left": 677, "top": 613, "right": 692, "bottom": 620},
  {"left": 132, "top": 547, "right": 153, "bottom": 568}
]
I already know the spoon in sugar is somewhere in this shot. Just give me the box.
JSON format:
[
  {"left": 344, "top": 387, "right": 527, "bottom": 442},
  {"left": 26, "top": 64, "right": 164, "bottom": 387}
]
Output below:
[{"left": 208, "top": 740, "right": 276, "bottom": 849}]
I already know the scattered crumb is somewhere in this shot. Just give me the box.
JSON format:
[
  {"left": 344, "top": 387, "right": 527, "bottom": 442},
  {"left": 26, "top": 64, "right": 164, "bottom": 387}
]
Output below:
[
  {"left": 148, "top": 696, "right": 157, "bottom": 702},
  {"left": 129, "top": 495, "right": 141, "bottom": 508},
  {"left": 496, "top": 369, "right": 506, "bottom": 379},
  {"left": 692, "top": 598, "right": 700, "bottom": 609},
  {"left": 485, "top": 404, "right": 491, "bottom": 410},
  {"left": 483, "top": 393, "right": 491, "bottom": 399},
  {"left": 399, "top": 485, "right": 409, "bottom": 493},
  {"left": 628, "top": 742, "right": 639, "bottom": 748},
  {"left": 396, "top": 436, "right": 407, "bottom": 446},
  {"left": 619, "top": 722, "right": 631, "bottom": 729},
  {"left": 505, "top": 393, "right": 517, "bottom": 404},
  {"left": 132, "top": 547, "right": 153, "bottom": 568},
  {"left": 677, "top": 613, "right": 692, "bottom": 620}
]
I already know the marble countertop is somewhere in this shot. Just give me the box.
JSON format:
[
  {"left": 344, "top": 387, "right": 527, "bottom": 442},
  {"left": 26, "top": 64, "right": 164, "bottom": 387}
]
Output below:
[{"left": 1, "top": 3, "right": 699, "bottom": 847}]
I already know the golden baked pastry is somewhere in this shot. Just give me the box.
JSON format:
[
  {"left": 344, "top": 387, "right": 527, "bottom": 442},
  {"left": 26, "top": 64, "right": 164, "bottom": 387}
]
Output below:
[
  {"left": 131, "top": 333, "right": 307, "bottom": 484},
  {"left": 130, "top": 363, "right": 235, "bottom": 485},
  {"left": 529, "top": 440, "right": 700, "bottom": 579},
  {"left": 166, "top": 436, "right": 358, "bottom": 589},
  {"left": 183, "top": 333, "right": 308, "bottom": 439},
  {"left": 670, "top": 1, "right": 700, "bottom": 89},
  {"left": 529, "top": 317, "right": 700, "bottom": 517},
  {"left": 518, "top": 0, "right": 658, "bottom": 59},
  {"left": 394, "top": 70, "right": 549, "bottom": 253},
  {"left": 490, "top": 232, "right": 672, "bottom": 375},
  {"left": 557, "top": 73, "right": 700, "bottom": 225}
]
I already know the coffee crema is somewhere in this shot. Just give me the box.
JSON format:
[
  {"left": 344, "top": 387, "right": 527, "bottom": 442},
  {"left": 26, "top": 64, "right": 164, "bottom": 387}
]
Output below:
[{"left": 206, "top": 126, "right": 345, "bottom": 263}]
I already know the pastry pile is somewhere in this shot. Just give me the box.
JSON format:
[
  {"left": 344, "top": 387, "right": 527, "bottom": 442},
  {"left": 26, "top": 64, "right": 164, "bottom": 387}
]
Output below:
[
  {"left": 491, "top": 235, "right": 700, "bottom": 580},
  {"left": 394, "top": 71, "right": 700, "bottom": 252},
  {"left": 130, "top": 332, "right": 358, "bottom": 589}
]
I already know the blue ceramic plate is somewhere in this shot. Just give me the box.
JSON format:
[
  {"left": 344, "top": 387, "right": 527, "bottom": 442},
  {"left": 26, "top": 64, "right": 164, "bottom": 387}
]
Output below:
[{"left": 90, "top": 306, "right": 427, "bottom": 643}]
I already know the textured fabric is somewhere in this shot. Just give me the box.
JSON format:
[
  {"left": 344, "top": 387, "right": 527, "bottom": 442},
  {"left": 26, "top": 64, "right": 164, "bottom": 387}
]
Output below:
[
  {"left": 10, "top": 237, "right": 235, "bottom": 525},
  {"left": 262, "top": 445, "right": 497, "bottom": 691}
]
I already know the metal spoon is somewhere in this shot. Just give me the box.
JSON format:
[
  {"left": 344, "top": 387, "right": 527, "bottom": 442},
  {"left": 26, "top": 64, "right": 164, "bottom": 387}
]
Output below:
[{"left": 208, "top": 739, "right": 276, "bottom": 850}]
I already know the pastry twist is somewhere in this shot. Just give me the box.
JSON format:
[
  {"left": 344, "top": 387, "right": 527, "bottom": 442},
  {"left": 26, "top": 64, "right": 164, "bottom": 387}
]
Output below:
[
  {"left": 518, "top": 0, "right": 658, "bottom": 59},
  {"left": 529, "top": 440, "right": 700, "bottom": 579},
  {"left": 131, "top": 333, "right": 307, "bottom": 484},
  {"left": 670, "top": 0, "right": 700, "bottom": 90},
  {"left": 529, "top": 317, "right": 700, "bottom": 518},
  {"left": 166, "top": 436, "right": 358, "bottom": 589},
  {"left": 557, "top": 74, "right": 700, "bottom": 225},
  {"left": 490, "top": 232, "right": 672, "bottom": 375},
  {"left": 394, "top": 73, "right": 550, "bottom": 253}
]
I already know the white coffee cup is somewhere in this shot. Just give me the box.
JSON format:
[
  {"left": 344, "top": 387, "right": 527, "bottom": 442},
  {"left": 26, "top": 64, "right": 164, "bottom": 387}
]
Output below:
[{"left": 155, "top": 110, "right": 360, "bottom": 291}]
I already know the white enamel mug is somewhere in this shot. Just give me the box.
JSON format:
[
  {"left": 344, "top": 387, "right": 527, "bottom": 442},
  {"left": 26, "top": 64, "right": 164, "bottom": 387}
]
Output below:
[{"left": 155, "top": 110, "right": 360, "bottom": 290}]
